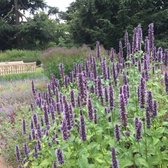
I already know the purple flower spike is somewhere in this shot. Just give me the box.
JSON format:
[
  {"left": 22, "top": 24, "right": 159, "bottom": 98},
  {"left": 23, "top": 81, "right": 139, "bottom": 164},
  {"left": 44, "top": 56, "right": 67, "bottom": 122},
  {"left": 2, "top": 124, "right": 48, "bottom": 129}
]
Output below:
[
  {"left": 111, "top": 148, "right": 119, "bottom": 168},
  {"left": 114, "top": 124, "right": 121, "bottom": 141},
  {"left": 109, "top": 84, "right": 114, "bottom": 111},
  {"left": 56, "top": 149, "right": 64, "bottom": 164},
  {"left": 70, "top": 89, "right": 75, "bottom": 107},
  {"left": 119, "top": 93, "right": 128, "bottom": 127},
  {"left": 148, "top": 23, "right": 154, "bottom": 51},
  {"left": 135, "top": 117, "right": 142, "bottom": 141},
  {"left": 33, "top": 113, "right": 38, "bottom": 129},
  {"left": 22, "top": 119, "right": 26, "bottom": 135},
  {"left": 31, "top": 80, "right": 36, "bottom": 96},
  {"left": 153, "top": 101, "right": 158, "bottom": 117},
  {"left": 23, "top": 143, "right": 29, "bottom": 157},
  {"left": 61, "top": 119, "right": 69, "bottom": 140},
  {"left": 164, "top": 72, "right": 168, "bottom": 93},
  {"left": 146, "top": 107, "right": 151, "bottom": 129},
  {"left": 80, "top": 111, "right": 87, "bottom": 141},
  {"left": 96, "top": 41, "right": 101, "bottom": 58},
  {"left": 87, "top": 98, "right": 94, "bottom": 121},
  {"left": 52, "top": 161, "right": 58, "bottom": 168},
  {"left": 15, "top": 145, "right": 21, "bottom": 162}
]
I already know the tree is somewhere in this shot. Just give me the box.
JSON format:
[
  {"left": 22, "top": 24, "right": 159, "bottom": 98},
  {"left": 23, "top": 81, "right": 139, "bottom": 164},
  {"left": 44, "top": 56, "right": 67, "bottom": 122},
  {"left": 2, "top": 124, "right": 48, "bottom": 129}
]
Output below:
[{"left": 66, "top": 0, "right": 168, "bottom": 49}]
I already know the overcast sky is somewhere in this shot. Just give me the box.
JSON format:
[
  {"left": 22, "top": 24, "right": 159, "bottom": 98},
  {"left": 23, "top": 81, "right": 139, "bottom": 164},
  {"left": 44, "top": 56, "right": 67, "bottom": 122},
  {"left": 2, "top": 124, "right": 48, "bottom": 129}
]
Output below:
[{"left": 45, "top": 0, "right": 75, "bottom": 11}]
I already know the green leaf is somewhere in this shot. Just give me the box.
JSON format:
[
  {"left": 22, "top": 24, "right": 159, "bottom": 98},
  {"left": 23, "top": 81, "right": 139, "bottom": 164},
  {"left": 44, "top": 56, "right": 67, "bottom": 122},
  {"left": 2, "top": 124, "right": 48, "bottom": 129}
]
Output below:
[
  {"left": 135, "top": 157, "right": 149, "bottom": 168},
  {"left": 120, "top": 159, "right": 134, "bottom": 168}
]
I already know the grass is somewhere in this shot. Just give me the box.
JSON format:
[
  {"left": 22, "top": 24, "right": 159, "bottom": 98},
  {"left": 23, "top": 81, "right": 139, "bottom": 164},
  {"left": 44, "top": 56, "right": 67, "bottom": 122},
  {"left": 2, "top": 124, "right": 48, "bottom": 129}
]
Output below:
[
  {"left": 0, "top": 67, "right": 45, "bottom": 82},
  {"left": 0, "top": 49, "right": 41, "bottom": 65}
]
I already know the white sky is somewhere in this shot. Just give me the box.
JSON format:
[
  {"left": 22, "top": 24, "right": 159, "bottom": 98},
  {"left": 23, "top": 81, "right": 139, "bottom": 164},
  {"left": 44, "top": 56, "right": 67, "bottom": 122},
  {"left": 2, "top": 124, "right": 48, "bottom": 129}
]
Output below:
[{"left": 45, "top": 0, "right": 75, "bottom": 11}]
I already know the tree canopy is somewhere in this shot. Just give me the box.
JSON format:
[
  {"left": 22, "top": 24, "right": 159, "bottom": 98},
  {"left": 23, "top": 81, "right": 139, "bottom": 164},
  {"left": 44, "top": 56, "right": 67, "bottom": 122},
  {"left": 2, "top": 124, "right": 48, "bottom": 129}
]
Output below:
[{"left": 66, "top": 0, "right": 168, "bottom": 49}]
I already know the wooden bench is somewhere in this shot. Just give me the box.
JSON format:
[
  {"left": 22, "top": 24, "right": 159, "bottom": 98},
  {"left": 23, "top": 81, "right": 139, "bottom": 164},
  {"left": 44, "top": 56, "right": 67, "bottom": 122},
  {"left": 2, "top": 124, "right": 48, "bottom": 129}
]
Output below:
[{"left": 0, "top": 61, "right": 36, "bottom": 75}]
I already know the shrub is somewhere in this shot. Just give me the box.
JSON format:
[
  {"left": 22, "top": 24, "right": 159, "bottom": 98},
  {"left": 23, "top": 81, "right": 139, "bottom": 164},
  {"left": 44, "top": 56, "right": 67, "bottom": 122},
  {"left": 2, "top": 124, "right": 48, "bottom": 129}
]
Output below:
[
  {"left": 41, "top": 46, "right": 94, "bottom": 78},
  {"left": 0, "top": 49, "right": 41, "bottom": 65}
]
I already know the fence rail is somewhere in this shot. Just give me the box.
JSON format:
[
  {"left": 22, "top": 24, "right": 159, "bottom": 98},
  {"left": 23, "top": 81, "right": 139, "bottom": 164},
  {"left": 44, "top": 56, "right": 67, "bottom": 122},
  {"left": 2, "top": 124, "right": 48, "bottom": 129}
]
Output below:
[{"left": 0, "top": 61, "right": 36, "bottom": 75}]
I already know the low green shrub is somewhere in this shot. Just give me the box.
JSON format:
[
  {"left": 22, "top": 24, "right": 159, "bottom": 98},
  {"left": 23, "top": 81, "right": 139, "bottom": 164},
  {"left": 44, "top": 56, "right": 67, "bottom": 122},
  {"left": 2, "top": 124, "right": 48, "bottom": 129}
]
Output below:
[
  {"left": 0, "top": 49, "right": 41, "bottom": 65},
  {"left": 41, "top": 46, "right": 94, "bottom": 78}
]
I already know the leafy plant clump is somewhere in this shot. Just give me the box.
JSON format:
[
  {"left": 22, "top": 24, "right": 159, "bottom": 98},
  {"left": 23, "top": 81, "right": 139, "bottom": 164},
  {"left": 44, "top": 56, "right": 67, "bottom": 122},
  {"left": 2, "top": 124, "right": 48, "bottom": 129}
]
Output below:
[
  {"left": 15, "top": 24, "right": 168, "bottom": 168},
  {"left": 0, "top": 49, "right": 41, "bottom": 65},
  {"left": 40, "top": 45, "right": 96, "bottom": 79}
]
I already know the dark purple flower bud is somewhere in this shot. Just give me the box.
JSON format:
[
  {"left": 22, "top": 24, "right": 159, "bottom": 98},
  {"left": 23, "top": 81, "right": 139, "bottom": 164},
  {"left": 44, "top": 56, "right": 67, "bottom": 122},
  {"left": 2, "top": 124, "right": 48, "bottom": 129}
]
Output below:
[
  {"left": 44, "top": 106, "right": 49, "bottom": 126},
  {"left": 135, "top": 117, "right": 142, "bottom": 141},
  {"left": 119, "top": 93, "right": 128, "bottom": 127},
  {"left": 62, "top": 119, "right": 69, "bottom": 140},
  {"left": 123, "top": 85, "right": 128, "bottom": 104},
  {"left": 114, "top": 124, "right": 121, "bottom": 141},
  {"left": 33, "top": 113, "right": 38, "bottom": 129},
  {"left": 56, "top": 149, "right": 64, "bottom": 164},
  {"left": 37, "top": 124, "right": 42, "bottom": 139},
  {"left": 93, "top": 58, "right": 97, "bottom": 79},
  {"left": 146, "top": 107, "right": 151, "bottom": 128},
  {"left": 138, "top": 61, "right": 141, "bottom": 72},
  {"left": 123, "top": 73, "right": 128, "bottom": 85},
  {"left": 127, "top": 42, "right": 131, "bottom": 57},
  {"left": 70, "top": 89, "right": 75, "bottom": 107},
  {"left": 22, "top": 119, "right": 26, "bottom": 135},
  {"left": 37, "top": 140, "right": 41, "bottom": 151},
  {"left": 112, "top": 63, "right": 117, "bottom": 85},
  {"left": 109, "top": 84, "right": 114, "bottom": 111},
  {"left": 153, "top": 101, "right": 158, "bottom": 117},
  {"left": 32, "top": 80, "right": 36, "bottom": 96},
  {"left": 146, "top": 91, "right": 153, "bottom": 117},
  {"left": 30, "top": 119, "right": 34, "bottom": 130},
  {"left": 52, "top": 161, "right": 58, "bottom": 168},
  {"left": 124, "top": 131, "right": 130, "bottom": 137},
  {"left": 23, "top": 143, "right": 29, "bottom": 157},
  {"left": 80, "top": 111, "right": 87, "bottom": 141},
  {"left": 87, "top": 99, "right": 94, "bottom": 121},
  {"left": 111, "top": 148, "right": 119, "bottom": 168},
  {"left": 15, "top": 145, "right": 21, "bottom": 162},
  {"left": 94, "top": 109, "right": 97, "bottom": 124},
  {"left": 164, "top": 72, "right": 168, "bottom": 93},
  {"left": 139, "top": 78, "right": 146, "bottom": 108},
  {"left": 41, "top": 117, "right": 44, "bottom": 127},
  {"left": 34, "top": 146, "right": 38, "bottom": 158},
  {"left": 28, "top": 134, "right": 32, "bottom": 141},
  {"left": 104, "top": 87, "right": 109, "bottom": 103},
  {"left": 50, "top": 105, "right": 55, "bottom": 123}
]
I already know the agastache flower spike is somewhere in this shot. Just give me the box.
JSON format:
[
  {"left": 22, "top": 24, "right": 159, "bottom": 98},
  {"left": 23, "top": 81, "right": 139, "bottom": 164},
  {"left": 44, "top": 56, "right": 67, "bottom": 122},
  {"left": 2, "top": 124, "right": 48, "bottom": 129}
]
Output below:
[
  {"left": 114, "top": 124, "right": 121, "bottom": 141},
  {"left": 119, "top": 93, "right": 128, "bottom": 127},
  {"left": 87, "top": 98, "right": 94, "bottom": 121},
  {"left": 31, "top": 80, "right": 36, "bottom": 96},
  {"left": 59, "top": 63, "right": 65, "bottom": 79},
  {"left": 135, "top": 117, "right": 142, "bottom": 141},
  {"left": 61, "top": 118, "right": 69, "bottom": 140},
  {"left": 153, "top": 101, "right": 158, "bottom": 117},
  {"left": 148, "top": 23, "right": 154, "bottom": 51},
  {"left": 23, "top": 143, "right": 29, "bottom": 157},
  {"left": 164, "top": 72, "right": 168, "bottom": 93},
  {"left": 15, "top": 145, "right": 21, "bottom": 162},
  {"left": 22, "top": 119, "right": 26, "bottom": 135},
  {"left": 33, "top": 113, "right": 38, "bottom": 129},
  {"left": 80, "top": 110, "right": 87, "bottom": 141},
  {"left": 146, "top": 107, "right": 151, "bottom": 128},
  {"left": 52, "top": 161, "right": 58, "bottom": 168},
  {"left": 111, "top": 148, "right": 119, "bottom": 168},
  {"left": 109, "top": 84, "right": 114, "bottom": 111},
  {"left": 70, "top": 89, "right": 75, "bottom": 107},
  {"left": 56, "top": 149, "right": 64, "bottom": 165}
]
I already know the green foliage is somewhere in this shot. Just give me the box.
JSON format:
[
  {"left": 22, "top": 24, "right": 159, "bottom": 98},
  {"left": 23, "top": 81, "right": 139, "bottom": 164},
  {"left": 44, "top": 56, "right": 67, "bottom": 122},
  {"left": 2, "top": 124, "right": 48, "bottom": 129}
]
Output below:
[
  {"left": 0, "top": 68, "right": 45, "bottom": 81},
  {"left": 12, "top": 50, "right": 168, "bottom": 168},
  {"left": 0, "top": 49, "right": 41, "bottom": 65},
  {"left": 0, "top": 106, "right": 32, "bottom": 168},
  {"left": 41, "top": 46, "right": 93, "bottom": 78},
  {"left": 66, "top": 0, "right": 168, "bottom": 49}
]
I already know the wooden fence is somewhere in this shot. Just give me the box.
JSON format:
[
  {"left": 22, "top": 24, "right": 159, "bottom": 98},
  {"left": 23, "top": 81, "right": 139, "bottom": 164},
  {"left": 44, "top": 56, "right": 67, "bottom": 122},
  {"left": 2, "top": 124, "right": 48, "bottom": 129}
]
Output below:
[{"left": 0, "top": 61, "right": 36, "bottom": 75}]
